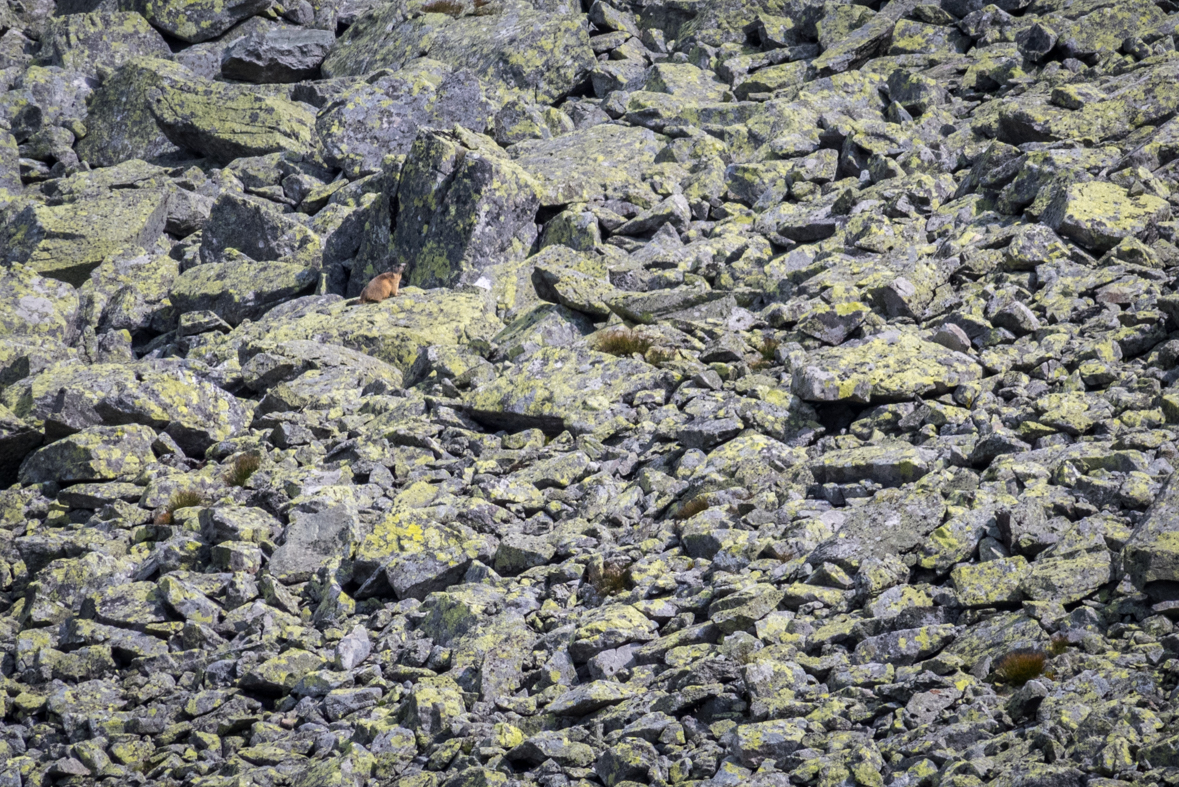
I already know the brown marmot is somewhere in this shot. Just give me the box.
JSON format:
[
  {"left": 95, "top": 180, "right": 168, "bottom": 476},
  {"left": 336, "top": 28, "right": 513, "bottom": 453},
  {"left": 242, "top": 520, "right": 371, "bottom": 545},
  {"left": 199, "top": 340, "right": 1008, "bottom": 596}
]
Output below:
[{"left": 359, "top": 271, "right": 402, "bottom": 303}]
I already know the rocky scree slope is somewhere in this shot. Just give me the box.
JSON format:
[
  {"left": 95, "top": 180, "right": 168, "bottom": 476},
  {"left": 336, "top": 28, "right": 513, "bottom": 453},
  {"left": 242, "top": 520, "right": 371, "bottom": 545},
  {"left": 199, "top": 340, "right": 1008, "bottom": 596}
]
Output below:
[{"left": 4, "top": 0, "right": 1179, "bottom": 785}]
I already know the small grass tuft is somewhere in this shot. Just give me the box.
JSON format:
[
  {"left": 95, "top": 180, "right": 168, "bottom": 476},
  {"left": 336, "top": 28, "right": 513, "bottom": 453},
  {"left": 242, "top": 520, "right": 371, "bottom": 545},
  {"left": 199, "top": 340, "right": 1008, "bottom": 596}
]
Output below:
[
  {"left": 155, "top": 489, "right": 204, "bottom": 525},
  {"left": 225, "top": 453, "right": 262, "bottom": 488},
  {"left": 751, "top": 336, "right": 780, "bottom": 369},
  {"left": 673, "top": 495, "right": 712, "bottom": 521},
  {"left": 471, "top": 0, "right": 497, "bottom": 14},
  {"left": 593, "top": 328, "right": 654, "bottom": 358},
  {"left": 1047, "top": 634, "right": 1069, "bottom": 656},
  {"left": 991, "top": 648, "right": 1048, "bottom": 686},
  {"left": 588, "top": 557, "right": 631, "bottom": 596},
  {"left": 421, "top": 0, "right": 464, "bottom": 15}
]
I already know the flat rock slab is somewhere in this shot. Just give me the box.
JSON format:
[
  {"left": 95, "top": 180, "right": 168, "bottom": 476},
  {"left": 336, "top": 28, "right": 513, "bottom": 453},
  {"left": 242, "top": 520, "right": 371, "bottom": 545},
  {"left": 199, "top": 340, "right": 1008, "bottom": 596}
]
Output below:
[
  {"left": 465, "top": 346, "right": 680, "bottom": 436},
  {"left": 792, "top": 330, "right": 983, "bottom": 403},
  {"left": 0, "top": 190, "right": 168, "bottom": 286}
]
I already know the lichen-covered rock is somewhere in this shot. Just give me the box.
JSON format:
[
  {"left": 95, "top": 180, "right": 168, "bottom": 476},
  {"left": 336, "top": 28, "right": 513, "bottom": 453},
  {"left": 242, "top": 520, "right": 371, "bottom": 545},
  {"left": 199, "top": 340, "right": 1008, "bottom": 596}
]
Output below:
[
  {"left": 126, "top": 0, "right": 273, "bottom": 43},
  {"left": 18, "top": 423, "right": 155, "bottom": 484},
  {"left": 317, "top": 60, "right": 492, "bottom": 179},
  {"left": 510, "top": 123, "right": 663, "bottom": 207},
  {"left": 269, "top": 499, "right": 358, "bottom": 583},
  {"left": 465, "top": 346, "right": 678, "bottom": 435},
  {"left": 74, "top": 57, "right": 191, "bottom": 167},
  {"left": 0, "top": 264, "right": 79, "bottom": 344},
  {"left": 792, "top": 330, "right": 984, "bottom": 403},
  {"left": 150, "top": 77, "right": 316, "bottom": 164},
  {"left": 171, "top": 261, "right": 320, "bottom": 327},
  {"left": 1041, "top": 181, "right": 1171, "bottom": 254},
  {"left": 3, "top": 361, "right": 247, "bottom": 454},
  {"left": 35, "top": 11, "right": 170, "bottom": 74},
  {"left": 379, "top": 127, "right": 540, "bottom": 293},
  {"left": 0, "top": 190, "right": 168, "bottom": 285},
  {"left": 197, "top": 290, "right": 503, "bottom": 374},
  {"left": 321, "top": 3, "right": 595, "bottom": 104}
]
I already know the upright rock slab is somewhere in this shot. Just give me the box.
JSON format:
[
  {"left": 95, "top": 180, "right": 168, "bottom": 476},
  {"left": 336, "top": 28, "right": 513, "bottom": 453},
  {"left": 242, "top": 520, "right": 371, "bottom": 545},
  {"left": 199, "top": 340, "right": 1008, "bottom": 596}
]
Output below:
[{"left": 372, "top": 128, "right": 540, "bottom": 293}]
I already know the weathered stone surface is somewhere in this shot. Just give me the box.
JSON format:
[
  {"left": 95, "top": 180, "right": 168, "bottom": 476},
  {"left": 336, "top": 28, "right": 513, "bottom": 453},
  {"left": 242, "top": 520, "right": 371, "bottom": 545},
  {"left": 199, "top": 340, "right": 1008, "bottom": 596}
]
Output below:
[
  {"left": 316, "top": 60, "right": 493, "bottom": 178},
  {"left": 36, "top": 11, "right": 170, "bottom": 73},
  {"left": 792, "top": 330, "right": 983, "bottom": 403},
  {"left": 322, "top": 4, "right": 595, "bottom": 104},
  {"left": 221, "top": 26, "right": 335, "bottom": 83},
  {"left": 18, "top": 423, "right": 155, "bottom": 484},
  {"left": 0, "top": 190, "right": 168, "bottom": 285}
]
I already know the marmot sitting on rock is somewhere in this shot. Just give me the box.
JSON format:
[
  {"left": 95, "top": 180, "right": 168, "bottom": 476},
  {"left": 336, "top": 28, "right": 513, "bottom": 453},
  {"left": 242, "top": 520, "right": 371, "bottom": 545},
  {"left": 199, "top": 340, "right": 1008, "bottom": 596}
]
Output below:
[{"left": 359, "top": 270, "right": 402, "bottom": 303}]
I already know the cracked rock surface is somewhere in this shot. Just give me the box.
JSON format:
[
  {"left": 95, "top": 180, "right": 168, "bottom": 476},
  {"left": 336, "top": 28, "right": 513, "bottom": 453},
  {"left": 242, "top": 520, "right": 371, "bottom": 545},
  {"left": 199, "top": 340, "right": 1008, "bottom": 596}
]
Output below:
[{"left": 6, "top": 1, "right": 1179, "bottom": 786}]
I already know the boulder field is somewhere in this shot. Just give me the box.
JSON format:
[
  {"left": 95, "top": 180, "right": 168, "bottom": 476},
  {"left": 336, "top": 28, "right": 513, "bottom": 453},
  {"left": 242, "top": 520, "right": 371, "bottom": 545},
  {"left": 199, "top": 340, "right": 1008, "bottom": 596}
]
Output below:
[{"left": 3, "top": 0, "right": 1179, "bottom": 786}]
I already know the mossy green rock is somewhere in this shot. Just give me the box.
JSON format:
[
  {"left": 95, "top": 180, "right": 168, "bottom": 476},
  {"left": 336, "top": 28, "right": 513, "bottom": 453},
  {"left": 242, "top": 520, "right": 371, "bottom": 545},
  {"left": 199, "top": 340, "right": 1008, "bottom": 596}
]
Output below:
[
  {"left": 199, "top": 290, "right": 503, "bottom": 375},
  {"left": 18, "top": 423, "right": 156, "bottom": 485},
  {"left": 36, "top": 11, "right": 170, "bottom": 73},
  {"left": 1041, "top": 181, "right": 1171, "bottom": 255},
  {"left": 385, "top": 128, "right": 540, "bottom": 293},
  {"left": 321, "top": 3, "right": 595, "bottom": 104},
  {"left": 171, "top": 261, "right": 319, "bottom": 327},
  {"left": 0, "top": 263, "right": 78, "bottom": 343},
  {"left": 125, "top": 0, "right": 273, "bottom": 43},
  {"left": 150, "top": 78, "right": 316, "bottom": 164},
  {"left": 792, "top": 329, "right": 983, "bottom": 403},
  {"left": 316, "top": 60, "right": 493, "bottom": 179},
  {"left": 0, "top": 190, "right": 168, "bottom": 286},
  {"left": 465, "top": 346, "right": 679, "bottom": 435},
  {"left": 75, "top": 57, "right": 191, "bottom": 167},
  {"left": 0, "top": 403, "right": 41, "bottom": 484},
  {"left": 3, "top": 361, "right": 247, "bottom": 454}
]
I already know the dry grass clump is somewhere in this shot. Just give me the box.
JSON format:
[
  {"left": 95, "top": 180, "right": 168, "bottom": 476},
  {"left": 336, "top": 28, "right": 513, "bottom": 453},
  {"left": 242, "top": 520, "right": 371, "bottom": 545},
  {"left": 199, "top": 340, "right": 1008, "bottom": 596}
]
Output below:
[
  {"left": 751, "top": 336, "right": 780, "bottom": 369},
  {"left": 225, "top": 453, "right": 262, "bottom": 488},
  {"left": 672, "top": 495, "right": 712, "bottom": 521},
  {"left": 1048, "top": 634, "right": 1069, "bottom": 656},
  {"left": 421, "top": 0, "right": 464, "bottom": 15},
  {"left": 593, "top": 327, "right": 654, "bottom": 358},
  {"left": 154, "top": 489, "right": 204, "bottom": 525},
  {"left": 991, "top": 648, "right": 1049, "bottom": 686},
  {"left": 588, "top": 557, "right": 631, "bottom": 596},
  {"left": 472, "top": 0, "right": 497, "bottom": 14}
]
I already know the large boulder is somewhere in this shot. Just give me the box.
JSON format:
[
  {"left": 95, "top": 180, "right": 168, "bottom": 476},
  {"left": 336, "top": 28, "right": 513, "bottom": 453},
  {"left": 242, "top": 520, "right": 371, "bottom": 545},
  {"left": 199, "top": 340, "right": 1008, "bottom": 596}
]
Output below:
[
  {"left": 18, "top": 423, "right": 156, "bottom": 485},
  {"left": 150, "top": 78, "right": 316, "bottom": 164},
  {"left": 361, "top": 127, "right": 540, "bottom": 294},
  {"left": 170, "top": 261, "right": 320, "bottom": 327},
  {"left": 2, "top": 361, "right": 248, "bottom": 455},
  {"left": 464, "top": 346, "right": 680, "bottom": 435},
  {"left": 316, "top": 60, "right": 493, "bottom": 179},
  {"left": 221, "top": 26, "right": 336, "bottom": 83},
  {"left": 321, "top": 3, "right": 595, "bottom": 104},
  {"left": 125, "top": 0, "right": 273, "bottom": 43},
  {"left": 35, "top": 11, "right": 170, "bottom": 74},
  {"left": 75, "top": 57, "right": 191, "bottom": 168},
  {"left": 510, "top": 123, "right": 664, "bottom": 207},
  {"left": 0, "top": 190, "right": 168, "bottom": 286},
  {"left": 0, "top": 264, "right": 79, "bottom": 345},
  {"left": 195, "top": 290, "right": 504, "bottom": 374},
  {"left": 1041, "top": 181, "right": 1171, "bottom": 255},
  {"left": 1124, "top": 472, "right": 1179, "bottom": 602},
  {"left": 792, "top": 330, "right": 984, "bottom": 404}
]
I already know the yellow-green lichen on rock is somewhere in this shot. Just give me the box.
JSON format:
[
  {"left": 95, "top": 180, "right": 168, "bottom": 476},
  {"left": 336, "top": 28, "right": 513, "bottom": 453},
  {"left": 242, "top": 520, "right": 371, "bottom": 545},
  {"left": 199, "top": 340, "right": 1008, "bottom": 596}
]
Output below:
[{"left": 792, "top": 329, "right": 983, "bottom": 403}]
